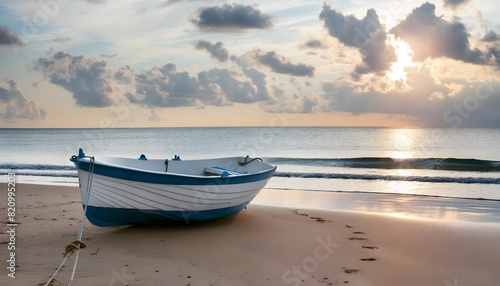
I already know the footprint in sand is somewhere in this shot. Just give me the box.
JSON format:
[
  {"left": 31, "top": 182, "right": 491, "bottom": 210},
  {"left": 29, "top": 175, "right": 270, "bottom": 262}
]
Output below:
[
  {"left": 292, "top": 210, "right": 331, "bottom": 223},
  {"left": 360, "top": 258, "right": 377, "bottom": 261},
  {"left": 292, "top": 209, "right": 309, "bottom": 216},
  {"left": 310, "top": 216, "right": 328, "bottom": 223},
  {"left": 348, "top": 237, "right": 367, "bottom": 241},
  {"left": 348, "top": 230, "right": 369, "bottom": 241}
]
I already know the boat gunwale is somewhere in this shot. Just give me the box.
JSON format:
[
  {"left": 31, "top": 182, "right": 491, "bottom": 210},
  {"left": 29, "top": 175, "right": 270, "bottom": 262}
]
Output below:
[{"left": 70, "top": 156, "right": 277, "bottom": 185}]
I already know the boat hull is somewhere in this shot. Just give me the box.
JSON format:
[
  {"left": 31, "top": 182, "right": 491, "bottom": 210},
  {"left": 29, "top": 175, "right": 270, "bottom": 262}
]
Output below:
[
  {"left": 83, "top": 203, "right": 250, "bottom": 227},
  {"left": 71, "top": 155, "right": 275, "bottom": 226}
]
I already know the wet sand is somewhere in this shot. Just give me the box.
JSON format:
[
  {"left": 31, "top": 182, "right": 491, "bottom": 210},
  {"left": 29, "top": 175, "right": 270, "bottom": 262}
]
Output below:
[{"left": 1, "top": 184, "right": 499, "bottom": 286}]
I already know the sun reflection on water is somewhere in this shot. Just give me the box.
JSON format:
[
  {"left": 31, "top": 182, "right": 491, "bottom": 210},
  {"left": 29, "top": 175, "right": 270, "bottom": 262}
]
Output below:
[
  {"left": 391, "top": 151, "right": 413, "bottom": 159},
  {"left": 385, "top": 129, "right": 423, "bottom": 159}
]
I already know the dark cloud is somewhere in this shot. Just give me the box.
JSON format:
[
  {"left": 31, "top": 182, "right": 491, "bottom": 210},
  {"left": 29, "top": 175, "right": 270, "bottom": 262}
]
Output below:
[
  {"left": 0, "top": 79, "right": 47, "bottom": 122},
  {"left": 271, "top": 85, "right": 285, "bottom": 97},
  {"left": 198, "top": 67, "right": 270, "bottom": 104},
  {"left": 487, "top": 47, "right": 500, "bottom": 68},
  {"left": 241, "top": 67, "right": 271, "bottom": 102},
  {"left": 190, "top": 3, "right": 273, "bottom": 32},
  {"left": 319, "top": 4, "right": 396, "bottom": 78},
  {"left": 304, "top": 40, "right": 324, "bottom": 49},
  {"left": 443, "top": 0, "right": 470, "bottom": 8},
  {"left": 114, "top": 66, "right": 135, "bottom": 84},
  {"left": 125, "top": 63, "right": 273, "bottom": 108},
  {"left": 33, "top": 51, "right": 115, "bottom": 107},
  {"left": 0, "top": 26, "right": 24, "bottom": 47},
  {"left": 253, "top": 50, "right": 315, "bottom": 77},
  {"left": 125, "top": 63, "right": 204, "bottom": 107},
  {"left": 391, "top": 2, "right": 487, "bottom": 65},
  {"left": 482, "top": 32, "right": 500, "bottom": 68},
  {"left": 32, "top": 50, "right": 276, "bottom": 109},
  {"left": 322, "top": 68, "right": 500, "bottom": 127},
  {"left": 193, "top": 40, "right": 229, "bottom": 62},
  {"left": 301, "top": 96, "right": 316, "bottom": 113},
  {"left": 482, "top": 31, "right": 500, "bottom": 42}
]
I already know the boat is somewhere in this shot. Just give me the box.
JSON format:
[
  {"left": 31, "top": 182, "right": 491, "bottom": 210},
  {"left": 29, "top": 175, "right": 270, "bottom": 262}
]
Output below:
[{"left": 70, "top": 149, "right": 276, "bottom": 226}]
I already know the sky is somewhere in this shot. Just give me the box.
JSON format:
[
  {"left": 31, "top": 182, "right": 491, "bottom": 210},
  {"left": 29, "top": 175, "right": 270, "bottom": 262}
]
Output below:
[{"left": 0, "top": 0, "right": 499, "bottom": 128}]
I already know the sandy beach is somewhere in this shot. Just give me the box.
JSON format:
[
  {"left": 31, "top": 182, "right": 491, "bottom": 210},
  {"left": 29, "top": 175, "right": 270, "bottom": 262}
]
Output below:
[{"left": 1, "top": 183, "right": 500, "bottom": 286}]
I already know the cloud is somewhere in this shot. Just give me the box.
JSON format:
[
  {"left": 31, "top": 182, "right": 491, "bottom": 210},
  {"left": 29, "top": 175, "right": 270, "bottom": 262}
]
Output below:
[
  {"left": 160, "top": 0, "right": 200, "bottom": 6},
  {"left": 125, "top": 63, "right": 204, "bottom": 107},
  {"left": 125, "top": 60, "right": 275, "bottom": 108},
  {"left": 301, "top": 96, "right": 316, "bottom": 113},
  {"left": 0, "top": 26, "right": 24, "bottom": 47},
  {"left": 198, "top": 67, "right": 271, "bottom": 104},
  {"left": 482, "top": 31, "right": 500, "bottom": 42},
  {"left": 262, "top": 95, "right": 318, "bottom": 114},
  {"left": 443, "top": 0, "right": 470, "bottom": 8},
  {"left": 241, "top": 67, "right": 271, "bottom": 102},
  {"left": 85, "top": 0, "right": 106, "bottom": 4},
  {"left": 193, "top": 40, "right": 229, "bottom": 62},
  {"left": 145, "top": 109, "right": 160, "bottom": 122},
  {"left": 391, "top": 2, "right": 487, "bottom": 65},
  {"left": 0, "top": 79, "right": 47, "bottom": 122},
  {"left": 487, "top": 47, "right": 500, "bottom": 68},
  {"left": 253, "top": 49, "right": 315, "bottom": 77},
  {"left": 33, "top": 51, "right": 115, "bottom": 107},
  {"left": 319, "top": 4, "right": 396, "bottom": 78},
  {"left": 190, "top": 3, "right": 273, "bottom": 32},
  {"left": 114, "top": 66, "right": 135, "bottom": 84},
  {"left": 50, "top": 37, "right": 71, "bottom": 44},
  {"left": 304, "top": 40, "right": 324, "bottom": 49},
  {"left": 31, "top": 50, "right": 276, "bottom": 110},
  {"left": 321, "top": 68, "right": 500, "bottom": 127},
  {"left": 100, "top": 53, "right": 117, "bottom": 59}
]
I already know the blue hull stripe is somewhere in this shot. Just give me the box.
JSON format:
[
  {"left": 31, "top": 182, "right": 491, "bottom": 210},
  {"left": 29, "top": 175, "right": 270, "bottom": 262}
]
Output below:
[
  {"left": 71, "top": 158, "right": 276, "bottom": 186},
  {"left": 84, "top": 202, "right": 250, "bottom": 226}
]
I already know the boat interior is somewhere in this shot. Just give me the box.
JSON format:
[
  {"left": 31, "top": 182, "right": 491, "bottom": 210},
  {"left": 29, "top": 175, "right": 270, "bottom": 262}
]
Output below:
[{"left": 97, "top": 156, "right": 274, "bottom": 177}]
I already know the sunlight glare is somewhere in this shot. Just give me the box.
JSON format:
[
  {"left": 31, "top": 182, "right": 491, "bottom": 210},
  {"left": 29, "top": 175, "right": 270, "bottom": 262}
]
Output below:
[
  {"left": 391, "top": 151, "right": 413, "bottom": 159},
  {"left": 387, "top": 36, "right": 416, "bottom": 82},
  {"left": 388, "top": 129, "right": 419, "bottom": 159}
]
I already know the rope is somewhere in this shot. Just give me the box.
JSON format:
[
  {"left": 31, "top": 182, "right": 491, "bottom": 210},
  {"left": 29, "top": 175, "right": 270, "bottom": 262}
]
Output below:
[
  {"left": 68, "top": 156, "right": 95, "bottom": 286},
  {"left": 43, "top": 156, "right": 95, "bottom": 286},
  {"left": 43, "top": 255, "right": 69, "bottom": 286},
  {"left": 238, "top": 155, "right": 263, "bottom": 166}
]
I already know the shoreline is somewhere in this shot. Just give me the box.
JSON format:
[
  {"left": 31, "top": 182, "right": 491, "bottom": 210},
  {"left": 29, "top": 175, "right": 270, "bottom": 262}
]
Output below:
[
  {"left": 6, "top": 181, "right": 500, "bottom": 223},
  {"left": 1, "top": 184, "right": 499, "bottom": 285},
  {"left": 254, "top": 188, "right": 500, "bottom": 223},
  {"left": 12, "top": 180, "right": 500, "bottom": 201}
]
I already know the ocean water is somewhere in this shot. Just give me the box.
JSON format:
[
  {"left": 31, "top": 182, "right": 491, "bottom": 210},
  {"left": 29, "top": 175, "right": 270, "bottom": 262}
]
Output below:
[{"left": 1, "top": 127, "right": 500, "bottom": 200}]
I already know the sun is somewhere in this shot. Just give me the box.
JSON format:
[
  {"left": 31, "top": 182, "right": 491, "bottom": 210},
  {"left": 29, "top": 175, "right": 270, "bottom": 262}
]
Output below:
[{"left": 387, "top": 36, "right": 416, "bottom": 82}]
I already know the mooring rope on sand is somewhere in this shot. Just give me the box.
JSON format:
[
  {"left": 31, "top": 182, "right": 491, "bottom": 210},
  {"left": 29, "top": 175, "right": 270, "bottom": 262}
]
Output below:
[{"left": 44, "top": 156, "right": 95, "bottom": 286}]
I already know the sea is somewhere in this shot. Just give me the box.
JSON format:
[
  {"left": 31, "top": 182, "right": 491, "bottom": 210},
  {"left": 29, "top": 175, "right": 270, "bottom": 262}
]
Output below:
[{"left": 1, "top": 127, "right": 500, "bottom": 201}]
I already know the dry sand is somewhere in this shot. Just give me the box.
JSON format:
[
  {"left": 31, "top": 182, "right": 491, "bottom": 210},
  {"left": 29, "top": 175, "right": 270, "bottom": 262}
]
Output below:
[{"left": 1, "top": 183, "right": 499, "bottom": 286}]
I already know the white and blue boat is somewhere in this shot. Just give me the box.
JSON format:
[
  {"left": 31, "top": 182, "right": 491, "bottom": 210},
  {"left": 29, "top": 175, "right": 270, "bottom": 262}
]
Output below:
[{"left": 70, "top": 149, "right": 276, "bottom": 227}]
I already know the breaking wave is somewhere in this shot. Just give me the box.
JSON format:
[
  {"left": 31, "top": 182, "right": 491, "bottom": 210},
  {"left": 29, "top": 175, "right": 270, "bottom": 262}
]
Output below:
[
  {"left": 0, "top": 163, "right": 77, "bottom": 178},
  {"left": 265, "top": 157, "right": 500, "bottom": 172},
  {"left": 273, "top": 171, "right": 500, "bottom": 185},
  {"left": 2, "top": 157, "right": 499, "bottom": 185}
]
